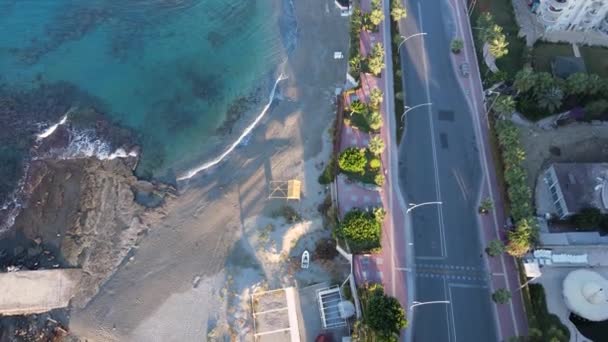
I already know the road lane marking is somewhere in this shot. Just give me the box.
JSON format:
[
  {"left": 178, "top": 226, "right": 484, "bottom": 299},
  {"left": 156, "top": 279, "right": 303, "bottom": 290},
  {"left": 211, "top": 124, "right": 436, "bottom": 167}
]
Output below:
[
  {"left": 445, "top": 278, "right": 456, "bottom": 342},
  {"left": 417, "top": 1, "right": 448, "bottom": 258},
  {"left": 451, "top": 0, "right": 517, "bottom": 338},
  {"left": 416, "top": 256, "right": 446, "bottom": 260},
  {"left": 452, "top": 168, "right": 469, "bottom": 201}
]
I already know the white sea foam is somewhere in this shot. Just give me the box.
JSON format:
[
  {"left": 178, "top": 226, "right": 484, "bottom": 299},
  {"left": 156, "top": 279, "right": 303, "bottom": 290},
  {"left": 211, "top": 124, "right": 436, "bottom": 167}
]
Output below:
[
  {"left": 35, "top": 108, "right": 73, "bottom": 141},
  {"left": 177, "top": 73, "right": 287, "bottom": 181},
  {"left": 54, "top": 130, "right": 137, "bottom": 160}
]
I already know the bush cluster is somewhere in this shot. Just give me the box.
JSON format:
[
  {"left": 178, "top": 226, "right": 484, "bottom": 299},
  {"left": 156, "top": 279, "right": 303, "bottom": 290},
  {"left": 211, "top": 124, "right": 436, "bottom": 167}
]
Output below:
[
  {"left": 337, "top": 209, "right": 382, "bottom": 252},
  {"left": 338, "top": 147, "right": 367, "bottom": 174},
  {"left": 494, "top": 119, "right": 537, "bottom": 257}
]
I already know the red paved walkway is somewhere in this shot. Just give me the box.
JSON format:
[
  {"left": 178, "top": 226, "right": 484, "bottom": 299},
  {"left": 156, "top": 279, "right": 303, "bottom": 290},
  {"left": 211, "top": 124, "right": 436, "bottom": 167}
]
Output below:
[{"left": 340, "top": 0, "right": 408, "bottom": 314}]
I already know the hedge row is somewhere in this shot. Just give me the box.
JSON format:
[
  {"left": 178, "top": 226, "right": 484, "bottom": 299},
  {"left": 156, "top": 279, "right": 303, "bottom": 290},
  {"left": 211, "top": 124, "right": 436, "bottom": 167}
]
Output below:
[{"left": 494, "top": 119, "right": 537, "bottom": 257}]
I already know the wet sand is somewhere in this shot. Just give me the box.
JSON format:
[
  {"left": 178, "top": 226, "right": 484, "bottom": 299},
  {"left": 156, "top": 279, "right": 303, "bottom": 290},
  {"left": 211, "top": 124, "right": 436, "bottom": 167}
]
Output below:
[{"left": 68, "top": 0, "right": 349, "bottom": 340}]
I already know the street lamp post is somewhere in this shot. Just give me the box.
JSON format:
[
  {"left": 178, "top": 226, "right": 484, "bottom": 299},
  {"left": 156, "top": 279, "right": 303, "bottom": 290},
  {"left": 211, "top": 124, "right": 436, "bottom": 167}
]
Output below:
[
  {"left": 401, "top": 103, "right": 433, "bottom": 122},
  {"left": 409, "top": 300, "right": 451, "bottom": 317},
  {"left": 407, "top": 201, "right": 442, "bottom": 214},
  {"left": 398, "top": 32, "right": 428, "bottom": 50},
  {"left": 517, "top": 275, "right": 540, "bottom": 292}
]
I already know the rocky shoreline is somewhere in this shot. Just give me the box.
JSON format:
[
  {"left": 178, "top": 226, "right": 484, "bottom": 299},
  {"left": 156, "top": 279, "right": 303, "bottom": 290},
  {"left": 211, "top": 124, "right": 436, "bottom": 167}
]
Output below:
[
  {"left": 0, "top": 156, "right": 174, "bottom": 341},
  {"left": 0, "top": 81, "right": 174, "bottom": 340}
]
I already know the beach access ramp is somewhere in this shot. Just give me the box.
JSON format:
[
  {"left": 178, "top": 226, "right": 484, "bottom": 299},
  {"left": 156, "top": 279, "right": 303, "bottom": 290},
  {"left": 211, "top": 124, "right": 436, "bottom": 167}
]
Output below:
[{"left": 0, "top": 269, "right": 82, "bottom": 315}]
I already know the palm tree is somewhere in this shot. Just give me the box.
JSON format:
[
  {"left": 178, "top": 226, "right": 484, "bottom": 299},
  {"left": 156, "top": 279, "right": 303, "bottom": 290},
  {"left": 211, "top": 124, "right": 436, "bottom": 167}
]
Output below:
[
  {"left": 367, "top": 43, "right": 385, "bottom": 75},
  {"left": 513, "top": 68, "right": 535, "bottom": 94},
  {"left": 368, "top": 135, "right": 385, "bottom": 155},
  {"left": 366, "top": 110, "right": 383, "bottom": 131},
  {"left": 488, "top": 36, "right": 508, "bottom": 59},
  {"left": 451, "top": 39, "right": 464, "bottom": 54},
  {"left": 391, "top": 0, "right": 407, "bottom": 21},
  {"left": 533, "top": 72, "right": 555, "bottom": 95},
  {"left": 476, "top": 12, "right": 495, "bottom": 42},
  {"left": 537, "top": 86, "right": 563, "bottom": 113},
  {"left": 350, "top": 100, "right": 366, "bottom": 114},
  {"left": 349, "top": 53, "right": 362, "bottom": 75},
  {"left": 369, "top": 88, "right": 383, "bottom": 109},
  {"left": 493, "top": 95, "right": 516, "bottom": 116},
  {"left": 488, "top": 32, "right": 509, "bottom": 59},
  {"left": 369, "top": 9, "right": 385, "bottom": 27},
  {"left": 565, "top": 72, "right": 588, "bottom": 95}
]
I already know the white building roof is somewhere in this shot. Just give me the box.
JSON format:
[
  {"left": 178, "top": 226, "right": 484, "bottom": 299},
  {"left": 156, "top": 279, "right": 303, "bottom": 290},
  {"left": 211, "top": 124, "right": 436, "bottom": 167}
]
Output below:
[{"left": 563, "top": 269, "right": 608, "bottom": 321}]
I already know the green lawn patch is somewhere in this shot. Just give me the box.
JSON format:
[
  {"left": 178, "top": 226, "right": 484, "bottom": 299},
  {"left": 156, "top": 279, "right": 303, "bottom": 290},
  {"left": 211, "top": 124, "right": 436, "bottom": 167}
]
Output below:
[
  {"left": 472, "top": 0, "right": 526, "bottom": 79},
  {"left": 530, "top": 42, "right": 574, "bottom": 73},
  {"left": 580, "top": 46, "right": 608, "bottom": 78},
  {"left": 528, "top": 43, "right": 608, "bottom": 78}
]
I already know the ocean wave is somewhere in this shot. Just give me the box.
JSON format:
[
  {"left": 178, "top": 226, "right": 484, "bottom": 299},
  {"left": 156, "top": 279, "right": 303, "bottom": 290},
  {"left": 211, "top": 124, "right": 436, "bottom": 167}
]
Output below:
[
  {"left": 0, "top": 114, "right": 138, "bottom": 233},
  {"left": 0, "top": 163, "right": 30, "bottom": 234},
  {"left": 36, "top": 109, "right": 72, "bottom": 141},
  {"left": 177, "top": 73, "right": 287, "bottom": 181}
]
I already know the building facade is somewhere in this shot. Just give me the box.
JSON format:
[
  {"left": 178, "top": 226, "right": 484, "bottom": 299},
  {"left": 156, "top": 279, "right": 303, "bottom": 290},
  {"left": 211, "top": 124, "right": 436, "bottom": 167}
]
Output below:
[
  {"left": 537, "top": 163, "right": 608, "bottom": 219},
  {"left": 533, "top": 0, "right": 608, "bottom": 35}
]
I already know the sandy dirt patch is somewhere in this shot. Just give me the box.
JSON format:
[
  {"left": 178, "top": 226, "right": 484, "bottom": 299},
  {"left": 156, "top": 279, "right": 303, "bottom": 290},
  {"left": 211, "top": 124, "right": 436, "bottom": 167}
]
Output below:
[
  {"left": 68, "top": 1, "right": 350, "bottom": 341},
  {"left": 516, "top": 121, "right": 608, "bottom": 189}
]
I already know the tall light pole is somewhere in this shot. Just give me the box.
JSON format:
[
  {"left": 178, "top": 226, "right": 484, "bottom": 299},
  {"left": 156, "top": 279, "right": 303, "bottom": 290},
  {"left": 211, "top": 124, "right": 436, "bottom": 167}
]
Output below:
[
  {"left": 398, "top": 32, "right": 428, "bottom": 50},
  {"left": 516, "top": 275, "right": 540, "bottom": 292},
  {"left": 409, "top": 300, "right": 451, "bottom": 317},
  {"left": 401, "top": 103, "right": 432, "bottom": 122},
  {"left": 407, "top": 201, "right": 442, "bottom": 214}
]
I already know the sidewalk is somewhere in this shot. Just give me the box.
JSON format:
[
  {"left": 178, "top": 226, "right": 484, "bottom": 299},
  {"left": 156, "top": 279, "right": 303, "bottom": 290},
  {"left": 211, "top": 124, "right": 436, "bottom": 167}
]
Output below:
[
  {"left": 449, "top": 0, "right": 529, "bottom": 338},
  {"left": 336, "top": 0, "right": 405, "bottom": 310}
]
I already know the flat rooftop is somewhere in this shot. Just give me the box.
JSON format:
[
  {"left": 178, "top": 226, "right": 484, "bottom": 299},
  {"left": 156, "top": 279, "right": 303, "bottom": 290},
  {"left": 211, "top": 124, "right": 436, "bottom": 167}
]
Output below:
[{"left": 0, "top": 269, "right": 82, "bottom": 315}]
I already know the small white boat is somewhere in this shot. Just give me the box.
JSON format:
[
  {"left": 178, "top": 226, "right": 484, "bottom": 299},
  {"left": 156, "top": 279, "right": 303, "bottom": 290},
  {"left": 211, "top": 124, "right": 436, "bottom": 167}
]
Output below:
[{"left": 301, "top": 250, "right": 310, "bottom": 269}]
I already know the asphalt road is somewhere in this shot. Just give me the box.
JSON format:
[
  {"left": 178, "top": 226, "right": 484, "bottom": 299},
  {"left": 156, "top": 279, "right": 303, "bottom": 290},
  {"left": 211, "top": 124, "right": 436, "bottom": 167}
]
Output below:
[{"left": 396, "top": 0, "right": 499, "bottom": 341}]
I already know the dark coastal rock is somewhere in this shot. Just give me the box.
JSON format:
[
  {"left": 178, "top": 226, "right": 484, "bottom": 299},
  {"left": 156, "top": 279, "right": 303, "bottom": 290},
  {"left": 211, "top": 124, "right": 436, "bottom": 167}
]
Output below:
[{"left": 11, "top": 157, "right": 170, "bottom": 308}]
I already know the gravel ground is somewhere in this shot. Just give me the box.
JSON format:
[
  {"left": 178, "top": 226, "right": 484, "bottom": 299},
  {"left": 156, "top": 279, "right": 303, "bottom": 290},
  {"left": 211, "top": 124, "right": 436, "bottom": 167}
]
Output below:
[{"left": 516, "top": 121, "right": 608, "bottom": 189}]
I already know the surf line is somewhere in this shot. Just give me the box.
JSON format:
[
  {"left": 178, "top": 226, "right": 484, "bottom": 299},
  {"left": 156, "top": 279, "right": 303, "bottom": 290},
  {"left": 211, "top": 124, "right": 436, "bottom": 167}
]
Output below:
[
  {"left": 177, "top": 73, "right": 287, "bottom": 181},
  {"left": 36, "top": 107, "right": 75, "bottom": 141}
]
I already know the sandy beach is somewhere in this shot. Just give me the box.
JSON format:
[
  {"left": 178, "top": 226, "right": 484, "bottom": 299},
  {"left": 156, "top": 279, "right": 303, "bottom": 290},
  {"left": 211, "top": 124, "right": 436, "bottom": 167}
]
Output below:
[{"left": 68, "top": 0, "right": 349, "bottom": 340}]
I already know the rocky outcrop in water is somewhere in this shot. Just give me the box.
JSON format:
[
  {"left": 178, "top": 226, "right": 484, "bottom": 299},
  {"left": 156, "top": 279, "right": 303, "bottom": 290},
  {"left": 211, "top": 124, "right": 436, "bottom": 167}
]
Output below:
[{"left": 11, "top": 157, "right": 171, "bottom": 309}]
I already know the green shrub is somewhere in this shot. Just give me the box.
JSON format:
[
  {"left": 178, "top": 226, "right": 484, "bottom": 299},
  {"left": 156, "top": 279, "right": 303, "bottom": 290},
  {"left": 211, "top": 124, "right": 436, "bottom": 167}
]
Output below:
[
  {"left": 339, "top": 148, "right": 367, "bottom": 174},
  {"left": 366, "top": 285, "right": 407, "bottom": 338},
  {"left": 492, "top": 288, "right": 512, "bottom": 304},
  {"left": 318, "top": 155, "right": 336, "bottom": 184},
  {"left": 494, "top": 119, "right": 537, "bottom": 256},
  {"left": 571, "top": 207, "right": 603, "bottom": 228},
  {"left": 451, "top": 39, "right": 464, "bottom": 54},
  {"left": 369, "top": 158, "right": 381, "bottom": 170},
  {"left": 486, "top": 239, "right": 505, "bottom": 257},
  {"left": 337, "top": 210, "right": 381, "bottom": 252},
  {"left": 374, "top": 174, "right": 385, "bottom": 186}
]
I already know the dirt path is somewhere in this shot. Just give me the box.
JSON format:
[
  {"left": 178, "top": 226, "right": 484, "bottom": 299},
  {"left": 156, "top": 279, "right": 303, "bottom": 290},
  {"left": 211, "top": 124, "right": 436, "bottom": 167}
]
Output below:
[
  {"left": 68, "top": 1, "right": 350, "bottom": 341},
  {"left": 517, "top": 122, "right": 608, "bottom": 189}
]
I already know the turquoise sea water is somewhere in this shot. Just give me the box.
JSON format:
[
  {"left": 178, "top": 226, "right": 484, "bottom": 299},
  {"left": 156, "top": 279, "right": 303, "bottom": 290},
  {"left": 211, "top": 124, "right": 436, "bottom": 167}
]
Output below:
[{"left": 0, "top": 0, "right": 284, "bottom": 177}]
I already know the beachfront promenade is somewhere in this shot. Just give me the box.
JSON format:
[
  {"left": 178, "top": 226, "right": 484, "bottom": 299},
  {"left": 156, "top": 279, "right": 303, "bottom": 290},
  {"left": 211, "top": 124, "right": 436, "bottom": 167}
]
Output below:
[{"left": 334, "top": 0, "right": 409, "bottom": 325}]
